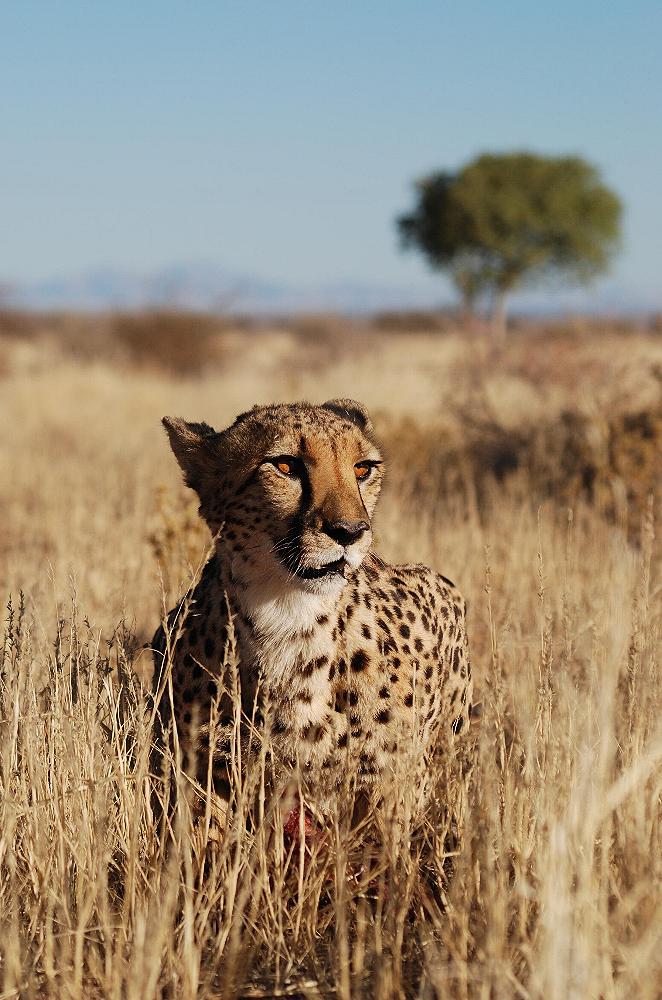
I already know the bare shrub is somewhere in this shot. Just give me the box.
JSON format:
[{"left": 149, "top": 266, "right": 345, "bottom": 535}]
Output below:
[
  {"left": 111, "top": 312, "right": 229, "bottom": 375},
  {"left": 285, "top": 313, "right": 377, "bottom": 372},
  {"left": 372, "top": 309, "right": 459, "bottom": 333}
]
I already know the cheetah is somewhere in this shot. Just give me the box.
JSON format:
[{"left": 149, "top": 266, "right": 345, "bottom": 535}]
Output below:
[{"left": 151, "top": 399, "right": 472, "bottom": 829}]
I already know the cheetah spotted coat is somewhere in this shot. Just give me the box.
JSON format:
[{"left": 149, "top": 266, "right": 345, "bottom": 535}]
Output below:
[{"left": 151, "top": 399, "right": 472, "bottom": 821}]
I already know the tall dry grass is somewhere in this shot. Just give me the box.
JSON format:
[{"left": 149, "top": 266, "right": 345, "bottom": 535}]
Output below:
[{"left": 0, "top": 317, "right": 661, "bottom": 997}]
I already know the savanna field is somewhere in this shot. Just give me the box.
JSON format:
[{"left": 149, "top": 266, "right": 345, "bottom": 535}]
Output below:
[{"left": 0, "top": 312, "right": 661, "bottom": 999}]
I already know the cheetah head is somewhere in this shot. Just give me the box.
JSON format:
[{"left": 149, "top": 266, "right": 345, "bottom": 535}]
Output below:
[{"left": 162, "top": 399, "right": 383, "bottom": 595}]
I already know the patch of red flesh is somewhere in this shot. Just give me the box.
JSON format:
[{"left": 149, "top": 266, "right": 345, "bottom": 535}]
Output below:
[{"left": 283, "top": 806, "right": 316, "bottom": 844}]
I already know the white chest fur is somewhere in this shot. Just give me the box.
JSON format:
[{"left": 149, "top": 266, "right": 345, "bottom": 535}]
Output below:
[{"left": 237, "top": 579, "right": 339, "bottom": 692}]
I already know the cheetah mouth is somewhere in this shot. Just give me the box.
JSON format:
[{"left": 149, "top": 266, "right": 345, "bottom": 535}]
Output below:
[{"left": 296, "top": 557, "right": 346, "bottom": 581}]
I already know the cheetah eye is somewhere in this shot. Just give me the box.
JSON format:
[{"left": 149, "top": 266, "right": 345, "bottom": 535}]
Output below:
[
  {"left": 269, "top": 456, "right": 301, "bottom": 477},
  {"left": 354, "top": 460, "right": 381, "bottom": 481}
]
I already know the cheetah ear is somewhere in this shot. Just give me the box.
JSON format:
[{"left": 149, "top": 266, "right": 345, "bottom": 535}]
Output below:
[
  {"left": 162, "top": 416, "right": 220, "bottom": 494},
  {"left": 321, "top": 398, "right": 373, "bottom": 434}
]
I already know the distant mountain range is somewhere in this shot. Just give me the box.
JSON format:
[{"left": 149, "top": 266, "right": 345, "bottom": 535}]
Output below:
[
  {"left": 5, "top": 263, "right": 445, "bottom": 315},
  {"left": 3, "top": 262, "right": 658, "bottom": 316}
]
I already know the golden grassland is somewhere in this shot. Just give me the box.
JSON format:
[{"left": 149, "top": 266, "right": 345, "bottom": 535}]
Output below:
[{"left": 0, "top": 314, "right": 661, "bottom": 998}]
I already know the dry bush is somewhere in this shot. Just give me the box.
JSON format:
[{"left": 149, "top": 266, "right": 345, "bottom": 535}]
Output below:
[
  {"left": 0, "top": 321, "right": 661, "bottom": 997},
  {"left": 380, "top": 400, "right": 662, "bottom": 536},
  {"left": 284, "top": 314, "right": 378, "bottom": 373},
  {"left": 111, "top": 312, "right": 229, "bottom": 375},
  {"left": 0, "top": 311, "right": 243, "bottom": 377},
  {"left": 0, "top": 309, "right": 41, "bottom": 339},
  {"left": 371, "top": 309, "right": 459, "bottom": 333}
]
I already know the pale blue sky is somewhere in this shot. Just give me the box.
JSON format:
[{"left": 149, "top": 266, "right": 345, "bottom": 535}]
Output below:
[{"left": 2, "top": 1, "right": 661, "bottom": 309}]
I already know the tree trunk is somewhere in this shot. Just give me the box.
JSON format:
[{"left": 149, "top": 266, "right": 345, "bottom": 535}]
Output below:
[
  {"left": 491, "top": 289, "right": 507, "bottom": 346},
  {"left": 460, "top": 288, "right": 475, "bottom": 328}
]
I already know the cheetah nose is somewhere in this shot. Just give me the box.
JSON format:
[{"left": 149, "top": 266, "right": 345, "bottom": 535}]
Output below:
[{"left": 325, "top": 518, "right": 369, "bottom": 546}]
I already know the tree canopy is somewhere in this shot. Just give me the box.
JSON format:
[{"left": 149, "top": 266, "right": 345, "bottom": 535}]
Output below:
[{"left": 397, "top": 152, "right": 622, "bottom": 336}]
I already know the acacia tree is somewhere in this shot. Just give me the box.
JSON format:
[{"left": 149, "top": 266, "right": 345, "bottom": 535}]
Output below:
[{"left": 397, "top": 152, "right": 622, "bottom": 340}]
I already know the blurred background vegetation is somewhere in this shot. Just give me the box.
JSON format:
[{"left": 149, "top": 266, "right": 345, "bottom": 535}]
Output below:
[{"left": 1, "top": 306, "right": 660, "bottom": 638}]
